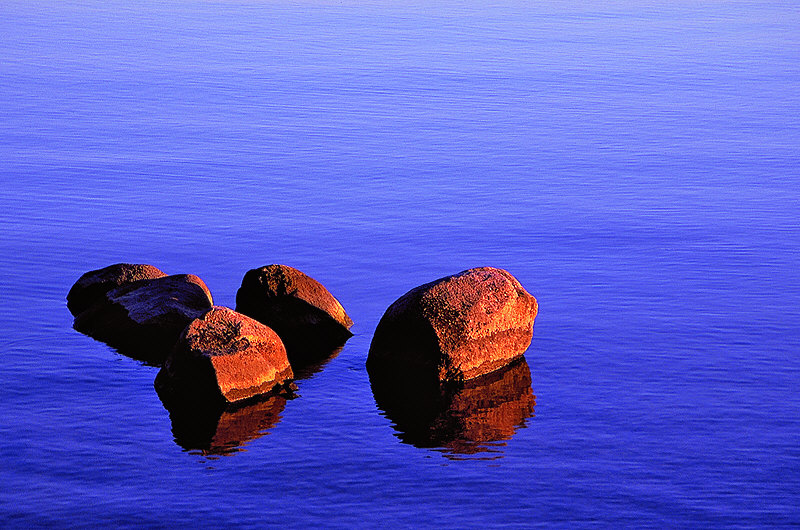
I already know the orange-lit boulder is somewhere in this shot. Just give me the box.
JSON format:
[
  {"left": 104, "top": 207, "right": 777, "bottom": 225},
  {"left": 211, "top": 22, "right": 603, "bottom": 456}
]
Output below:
[
  {"left": 235, "top": 264, "right": 353, "bottom": 363},
  {"left": 155, "top": 307, "right": 295, "bottom": 405},
  {"left": 367, "top": 267, "right": 537, "bottom": 383},
  {"left": 72, "top": 273, "right": 213, "bottom": 361},
  {"left": 67, "top": 263, "right": 166, "bottom": 317}
]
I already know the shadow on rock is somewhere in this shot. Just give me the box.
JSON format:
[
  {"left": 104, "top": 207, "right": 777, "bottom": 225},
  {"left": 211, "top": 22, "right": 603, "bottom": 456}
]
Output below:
[
  {"left": 70, "top": 270, "right": 214, "bottom": 365},
  {"left": 162, "top": 393, "right": 288, "bottom": 457},
  {"left": 235, "top": 264, "right": 354, "bottom": 367},
  {"left": 370, "top": 356, "right": 535, "bottom": 458}
]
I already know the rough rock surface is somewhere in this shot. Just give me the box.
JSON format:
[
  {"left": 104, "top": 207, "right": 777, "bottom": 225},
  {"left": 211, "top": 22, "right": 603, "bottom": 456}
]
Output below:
[
  {"left": 235, "top": 264, "right": 353, "bottom": 362},
  {"left": 367, "top": 267, "right": 537, "bottom": 383},
  {"left": 67, "top": 263, "right": 167, "bottom": 317},
  {"left": 72, "top": 273, "right": 213, "bottom": 361},
  {"left": 155, "top": 307, "right": 294, "bottom": 404}
]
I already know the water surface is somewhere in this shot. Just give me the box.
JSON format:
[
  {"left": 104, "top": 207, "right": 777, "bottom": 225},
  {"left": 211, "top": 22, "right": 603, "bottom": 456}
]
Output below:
[{"left": 1, "top": 0, "right": 799, "bottom": 526}]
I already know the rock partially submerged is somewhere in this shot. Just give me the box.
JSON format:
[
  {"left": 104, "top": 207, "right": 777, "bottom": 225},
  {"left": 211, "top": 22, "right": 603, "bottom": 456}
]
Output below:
[
  {"left": 67, "top": 263, "right": 167, "bottom": 317},
  {"left": 367, "top": 267, "right": 537, "bottom": 383},
  {"left": 155, "top": 307, "right": 295, "bottom": 405},
  {"left": 73, "top": 273, "right": 213, "bottom": 362},
  {"left": 235, "top": 264, "right": 353, "bottom": 364}
]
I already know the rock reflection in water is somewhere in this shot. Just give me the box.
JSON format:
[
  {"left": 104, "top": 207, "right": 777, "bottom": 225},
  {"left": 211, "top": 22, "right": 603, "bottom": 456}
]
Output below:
[
  {"left": 370, "top": 356, "right": 534, "bottom": 458},
  {"left": 165, "top": 394, "right": 288, "bottom": 457},
  {"left": 76, "top": 326, "right": 173, "bottom": 367},
  {"left": 159, "top": 345, "right": 341, "bottom": 457},
  {"left": 291, "top": 346, "right": 342, "bottom": 380}
]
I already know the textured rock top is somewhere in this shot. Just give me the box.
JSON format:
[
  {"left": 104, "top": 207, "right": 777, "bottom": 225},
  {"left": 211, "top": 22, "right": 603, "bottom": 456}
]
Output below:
[
  {"left": 67, "top": 263, "right": 166, "bottom": 316},
  {"left": 415, "top": 267, "right": 537, "bottom": 348},
  {"left": 167, "top": 306, "right": 294, "bottom": 403},
  {"left": 236, "top": 264, "right": 353, "bottom": 330},
  {"left": 181, "top": 306, "right": 286, "bottom": 359},
  {"left": 107, "top": 274, "right": 213, "bottom": 325}
]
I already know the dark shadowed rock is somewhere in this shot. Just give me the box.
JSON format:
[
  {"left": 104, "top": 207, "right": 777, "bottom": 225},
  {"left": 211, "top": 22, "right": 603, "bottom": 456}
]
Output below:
[
  {"left": 370, "top": 356, "right": 534, "bottom": 457},
  {"left": 73, "top": 274, "right": 213, "bottom": 362},
  {"left": 155, "top": 307, "right": 295, "bottom": 405},
  {"left": 367, "top": 267, "right": 538, "bottom": 383},
  {"left": 235, "top": 264, "right": 353, "bottom": 365},
  {"left": 67, "top": 263, "right": 166, "bottom": 317}
]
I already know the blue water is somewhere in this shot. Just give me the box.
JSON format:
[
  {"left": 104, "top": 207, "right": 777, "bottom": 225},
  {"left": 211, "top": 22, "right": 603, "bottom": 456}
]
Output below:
[{"left": 2, "top": 0, "right": 799, "bottom": 526}]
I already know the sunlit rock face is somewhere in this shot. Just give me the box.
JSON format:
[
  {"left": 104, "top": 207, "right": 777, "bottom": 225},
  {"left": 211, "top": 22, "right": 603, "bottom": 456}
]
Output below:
[
  {"left": 67, "top": 263, "right": 167, "bottom": 317},
  {"left": 370, "top": 356, "right": 535, "bottom": 457},
  {"left": 165, "top": 393, "right": 288, "bottom": 457},
  {"left": 72, "top": 273, "right": 214, "bottom": 363},
  {"left": 367, "top": 267, "right": 537, "bottom": 383},
  {"left": 155, "top": 307, "right": 295, "bottom": 405},
  {"left": 235, "top": 264, "right": 353, "bottom": 365}
]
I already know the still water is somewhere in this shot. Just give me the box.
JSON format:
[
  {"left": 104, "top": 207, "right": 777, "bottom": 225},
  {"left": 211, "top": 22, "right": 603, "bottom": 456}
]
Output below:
[{"left": 1, "top": 0, "right": 799, "bottom": 526}]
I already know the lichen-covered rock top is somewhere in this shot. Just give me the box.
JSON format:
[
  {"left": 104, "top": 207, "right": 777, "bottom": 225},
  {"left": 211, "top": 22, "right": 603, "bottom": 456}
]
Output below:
[
  {"left": 418, "top": 267, "right": 537, "bottom": 349},
  {"left": 368, "top": 267, "right": 537, "bottom": 382},
  {"left": 236, "top": 264, "right": 353, "bottom": 330},
  {"left": 67, "top": 263, "right": 166, "bottom": 317},
  {"left": 156, "top": 307, "right": 294, "bottom": 404}
]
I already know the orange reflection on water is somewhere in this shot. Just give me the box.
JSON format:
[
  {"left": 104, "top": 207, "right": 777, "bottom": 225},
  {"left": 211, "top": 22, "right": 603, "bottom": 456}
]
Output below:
[
  {"left": 159, "top": 346, "right": 341, "bottom": 457},
  {"left": 166, "top": 394, "right": 287, "bottom": 457},
  {"left": 370, "top": 356, "right": 534, "bottom": 459}
]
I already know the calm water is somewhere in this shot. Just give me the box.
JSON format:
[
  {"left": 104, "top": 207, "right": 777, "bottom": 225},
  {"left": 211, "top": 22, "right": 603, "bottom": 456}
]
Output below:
[{"left": 2, "top": 0, "right": 799, "bottom": 526}]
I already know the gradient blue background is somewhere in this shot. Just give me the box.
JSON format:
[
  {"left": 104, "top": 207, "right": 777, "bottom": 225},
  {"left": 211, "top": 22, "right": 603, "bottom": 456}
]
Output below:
[{"left": 1, "top": 1, "right": 798, "bottom": 526}]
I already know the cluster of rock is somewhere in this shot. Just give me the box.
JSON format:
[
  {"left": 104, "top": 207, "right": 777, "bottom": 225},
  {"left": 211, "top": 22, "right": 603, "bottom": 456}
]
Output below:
[
  {"left": 68, "top": 263, "right": 353, "bottom": 406},
  {"left": 68, "top": 264, "right": 538, "bottom": 428}
]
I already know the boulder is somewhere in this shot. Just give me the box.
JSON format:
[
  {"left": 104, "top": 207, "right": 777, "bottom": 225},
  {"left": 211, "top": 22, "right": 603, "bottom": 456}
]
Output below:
[
  {"left": 155, "top": 307, "right": 295, "bottom": 405},
  {"left": 367, "top": 267, "right": 537, "bottom": 383},
  {"left": 370, "top": 356, "right": 534, "bottom": 456},
  {"left": 235, "top": 264, "right": 353, "bottom": 363},
  {"left": 67, "top": 263, "right": 166, "bottom": 317},
  {"left": 72, "top": 273, "right": 213, "bottom": 362}
]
